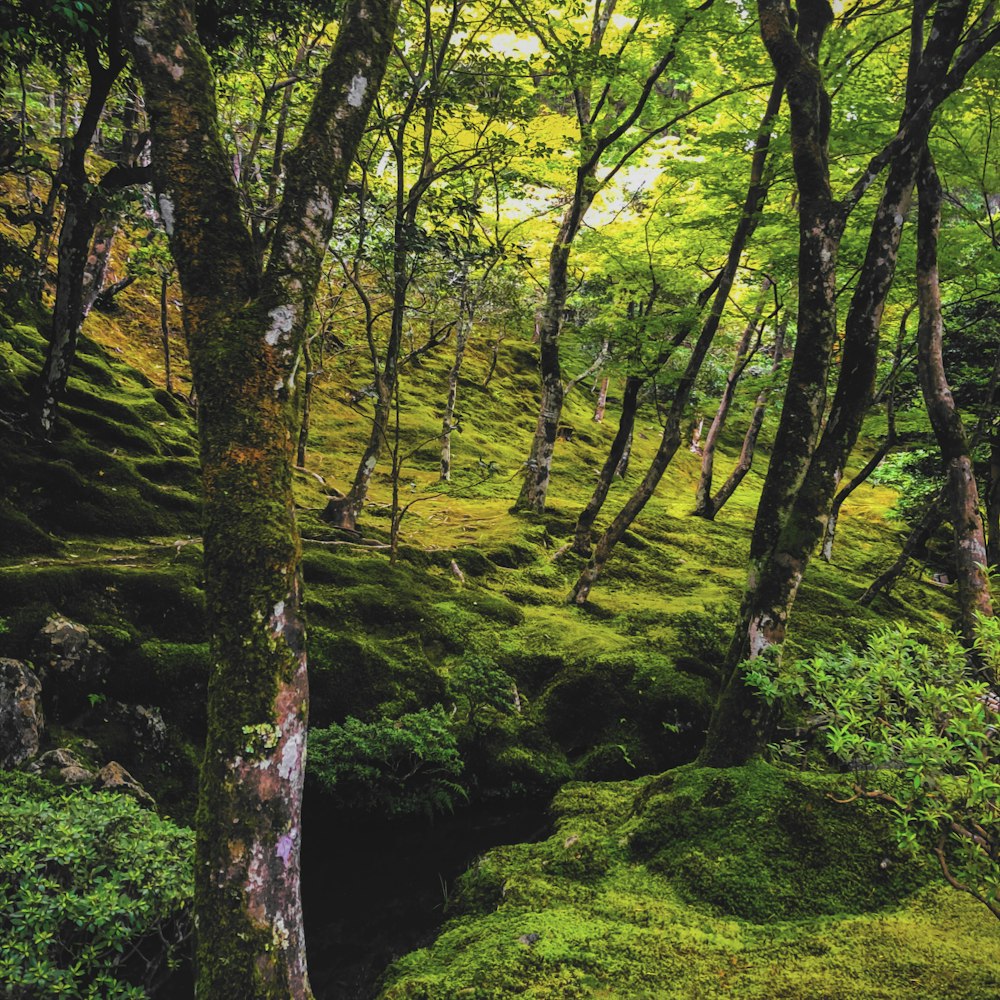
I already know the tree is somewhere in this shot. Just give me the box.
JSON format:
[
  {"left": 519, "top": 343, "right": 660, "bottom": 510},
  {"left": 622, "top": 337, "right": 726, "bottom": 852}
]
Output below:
[
  {"left": 508, "top": 0, "right": 739, "bottom": 514},
  {"left": 700, "top": 0, "right": 1000, "bottom": 768},
  {"left": 123, "top": 0, "right": 400, "bottom": 994},
  {"left": 915, "top": 146, "right": 992, "bottom": 650}
]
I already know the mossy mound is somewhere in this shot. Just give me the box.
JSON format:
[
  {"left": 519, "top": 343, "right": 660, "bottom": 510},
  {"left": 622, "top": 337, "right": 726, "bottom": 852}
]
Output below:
[
  {"left": 629, "top": 761, "right": 924, "bottom": 921},
  {"left": 0, "top": 320, "right": 200, "bottom": 556},
  {"left": 379, "top": 765, "right": 1000, "bottom": 999}
]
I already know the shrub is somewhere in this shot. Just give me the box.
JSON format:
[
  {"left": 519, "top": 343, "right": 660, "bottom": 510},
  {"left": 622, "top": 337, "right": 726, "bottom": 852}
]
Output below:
[
  {"left": 0, "top": 774, "right": 193, "bottom": 998},
  {"left": 308, "top": 706, "right": 466, "bottom": 818},
  {"left": 746, "top": 617, "right": 1000, "bottom": 920}
]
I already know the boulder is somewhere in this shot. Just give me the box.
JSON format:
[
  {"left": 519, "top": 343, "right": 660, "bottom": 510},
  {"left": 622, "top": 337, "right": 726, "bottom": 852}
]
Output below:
[
  {"left": 33, "top": 616, "right": 107, "bottom": 719},
  {"left": 31, "top": 747, "right": 96, "bottom": 785},
  {"left": 96, "top": 761, "right": 155, "bottom": 807},
  {"left": 0, "top": 659, "right": 43, "bottom": 768}
]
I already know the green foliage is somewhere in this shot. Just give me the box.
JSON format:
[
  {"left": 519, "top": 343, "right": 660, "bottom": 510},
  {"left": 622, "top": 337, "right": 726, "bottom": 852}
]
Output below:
[
  {"left": 308, "top": 707, "right": 466, "bottom": 819},
  {"left": 746, "top": 619, "right": 1000, "bottom": 919},
  {"left": 870, "top": 449, "right": 939, "bottom": 524},
  {"left": 0, "top": 773, "right": 193, "bottom": 999},
  {"left": 447, "top": 653, "right": 519, "bottom": 729}
]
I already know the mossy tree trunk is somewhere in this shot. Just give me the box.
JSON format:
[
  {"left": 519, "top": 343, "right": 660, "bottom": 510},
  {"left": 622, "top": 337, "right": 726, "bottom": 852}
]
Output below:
[
  {"left": 124, "top": 0, "right": 399, "bottom": 995},
  {"left": 821, "top": 307, "right": 908, "bottom": 561},
  {"left": 699, "top": 0, "right": 995, "bottom": 768},
  {"left": 915, "top": 147, "right": 993, "bottom": 648}
]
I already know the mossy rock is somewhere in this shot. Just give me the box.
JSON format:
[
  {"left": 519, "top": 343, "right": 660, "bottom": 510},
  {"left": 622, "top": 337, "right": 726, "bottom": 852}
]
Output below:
[{"left": 629, "top": 760, "right": 925, "bottom": 922}]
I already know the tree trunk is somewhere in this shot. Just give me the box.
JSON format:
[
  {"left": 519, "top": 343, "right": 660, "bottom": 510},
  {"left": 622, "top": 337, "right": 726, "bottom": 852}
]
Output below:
[
  {"left": 126, "top": 0, "right": 399, "bottom": 994},
  {"left": 440, "top": 312, "right": 472, "bottom": 481},
  {"left": 858, "top": 490, "right": 946, "bottom": 606},
  {"left": 593, "top": 376, "right": 609, "bottom": 421},
  {"left": 159, "top": 272, "right": 173, "bottom": 394},
  {"left": 512, "top": 184, "right": 594, "bottom": 512},
  {"left": 694, "top": 277, "right": 771, "bottom": 516},
  {"left": 820, "top": 429, "right": 894, "bottom": 562},
  {"left": 572, "top": 374, "right": 641, "bottom": 556},
  {"left": 705, "top": 314, "right": 787, "bottom": 520},
  {"left": 915, "top": 148, "right": 992, "bottom": 647},
  {"left": 821, "top": 307, "right": 910, "bottom": 561},
  {"left": 989, "top": 437, "right": 1000, "bottom": 569}
]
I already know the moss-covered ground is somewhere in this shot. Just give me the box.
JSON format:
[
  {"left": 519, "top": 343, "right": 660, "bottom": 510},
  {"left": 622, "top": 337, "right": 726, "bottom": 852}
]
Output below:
[
  {"left": 0, "top": 285, "right": 982, "bottom": 995},
  {"left": 380, "top": 763, "right": 1000, "bottom": 1000}
]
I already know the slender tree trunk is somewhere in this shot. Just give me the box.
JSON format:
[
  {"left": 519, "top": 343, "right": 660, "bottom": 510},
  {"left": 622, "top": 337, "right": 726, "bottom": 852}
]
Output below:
[
  {"left": 915, "top": 148, "right": 992, "bottom": 647},
  {"left": 858, "top": 490, "right": 946, "bottom": 606},
  {"left": 989, "top": 438, "right": 1000, "bottom": 569},
  {"left": 81, "top": 216, "right": 119, "bottom": 314},
  {"left": 820, "top": 429, "right": 894, "bottom": 561},
  {"left": 126, "top": 0, "right": 399, "bottom": 994},
  {"left": 159, "top": 272, "right": 173, "bottom": 394},
  {"left": 572, "top": 375, "right": 641, "bottom": 555},
  {"left": 296, "top": 335, "right": 315, "bottom": 468},
  {"left": 440, "top": 311, "right": 472, "bottom": 481},
  {"left": 616, "top": 431, "right": 632, "bottom": 477},
  {"left": 705, "top": 315, "right": 787, "bottom": 520},
  {"left": 512, "top": 183, "right": 595, "bottom": 512},
  {"left": 694, "top": 278, "right": 770, "bottom": 515},
  {"left": 593, "top": 376, "right": 609, "bottom": 421}
]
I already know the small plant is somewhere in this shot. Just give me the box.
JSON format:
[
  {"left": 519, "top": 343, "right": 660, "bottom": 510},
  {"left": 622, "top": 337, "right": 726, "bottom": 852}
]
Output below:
[
  {"left": 308, "top": 707, "right": 466, "bottom": 818},
  {"left": 447, "top": 653, "right": 519, "bottom": 729},
  {"left": 745, "top": 617, "right": 1000, "bottom": 919}
]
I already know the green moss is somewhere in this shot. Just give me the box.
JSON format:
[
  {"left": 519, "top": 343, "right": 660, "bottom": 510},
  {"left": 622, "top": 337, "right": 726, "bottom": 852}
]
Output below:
[
  {"left": 630, "top": 761, "right": 924, "bottom": 921},
  {"left": 380, "top": 768, "right": 1000, "bottom": 999}
]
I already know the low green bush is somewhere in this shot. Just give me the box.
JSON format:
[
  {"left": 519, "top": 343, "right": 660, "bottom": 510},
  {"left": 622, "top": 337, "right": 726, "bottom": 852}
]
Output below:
[
  {"left": 308, "top": 706, "right": 465, "bottom": 818},
  {"left": 0, "top": 773, "right": 193, "bottom": 998}
]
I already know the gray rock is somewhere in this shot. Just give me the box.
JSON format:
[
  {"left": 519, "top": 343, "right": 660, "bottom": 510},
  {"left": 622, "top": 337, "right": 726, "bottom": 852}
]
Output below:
[
  {"left": 33, "top": 616, "right": 107, "bottom": 719},
  {"left": 31, "top": 747, "right": 96, "bottom": 785},
  {"left": 0, "top": 659, "right": 44, "bottom": 768}
]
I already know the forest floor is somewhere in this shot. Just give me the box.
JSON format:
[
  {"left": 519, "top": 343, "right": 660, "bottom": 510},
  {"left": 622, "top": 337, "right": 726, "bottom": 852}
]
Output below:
[{"left": 2, "top": 291, "right": 996, "bottom": 999}]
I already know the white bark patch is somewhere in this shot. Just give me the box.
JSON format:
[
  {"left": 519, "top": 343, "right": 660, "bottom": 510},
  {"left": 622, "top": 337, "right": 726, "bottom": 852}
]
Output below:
[
  {"left": 893, "top": 213, "right": 904, "bottom": 228},
  {"left": 158, "top": 194, "right": 175, "bottom": 236},
  {"left": 265, "top": 305, "right": 296, "bottom": 346},
  {"left": 269, "top": 600, "right": 286, "bottom": 636},
  {"left": 278, "top": 728, "right": 304, "bottom": 781},
  {"left": 347, "top": 74, "right": 368, "bottom": 108}
]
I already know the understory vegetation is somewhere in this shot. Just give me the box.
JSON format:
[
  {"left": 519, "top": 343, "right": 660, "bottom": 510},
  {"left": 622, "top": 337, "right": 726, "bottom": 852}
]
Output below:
[{"left": 2, "top": 0, "right": 1000, "bottom": 995}]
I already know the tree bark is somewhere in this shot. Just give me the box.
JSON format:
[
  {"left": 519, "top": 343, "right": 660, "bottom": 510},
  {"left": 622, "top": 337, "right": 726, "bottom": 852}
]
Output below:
[
  {"left": 593, "top": 376, "right": 609, "bottom": 421},
  {"left": 512, "top": 185, "right": 593, "bottom": 512},
  {"left": 125, "top": 0, "right": 399, "bottom": 995},
  {"left": 693, "top": 277, "right": 771, "bottom": 516},
  {"left": 159, "top": 272, "right": 173, "bottom": 394},
  {"left": 440, "top": 312, "right": 472, "bottom": 481},
  {"left": 858, "top": 489, "right": 946, "bottom": 606},
  {"left": 700, "top": 0, "right": 990, "bottom": 768},
  {"left": 572, "top": 374, "right": 641, "bottom": 556},
  {"left": 915, "top": 147, "right": 992, "bottom": 647}
]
